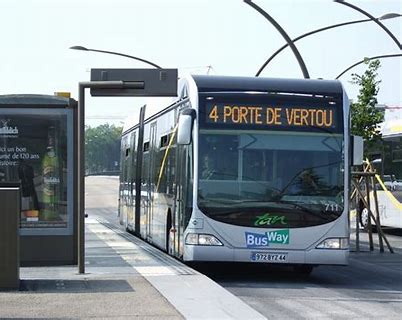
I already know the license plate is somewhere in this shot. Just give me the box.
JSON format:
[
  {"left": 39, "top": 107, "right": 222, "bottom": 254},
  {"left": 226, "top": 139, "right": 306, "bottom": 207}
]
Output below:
[{"left": 251, "top": 252, "right": 288, "bottom": 262}]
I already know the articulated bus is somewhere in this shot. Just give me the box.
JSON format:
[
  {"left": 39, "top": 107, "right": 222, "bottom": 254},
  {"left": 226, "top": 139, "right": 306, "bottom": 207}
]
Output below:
[
  {"left": 119, "top": 75, "right": 351, "bottom": 273},
  {"left": 359, "top": 119, "right": 402, "bottom": 230}
]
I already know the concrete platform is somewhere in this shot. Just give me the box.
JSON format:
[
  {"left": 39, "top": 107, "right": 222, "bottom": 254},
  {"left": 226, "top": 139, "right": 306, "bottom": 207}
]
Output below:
[{"left": 0, "top": 213, "right": 266, "bottom": 320}]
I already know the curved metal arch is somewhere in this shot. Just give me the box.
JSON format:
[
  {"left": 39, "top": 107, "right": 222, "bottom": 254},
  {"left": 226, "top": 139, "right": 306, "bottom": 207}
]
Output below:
[
  {"left": 243, "top": 0, "right": 310, "bottom": 79},
  {"left": 335, "top": 53, "right": 402, "bottom": 79},
  {"left": 256, "top": 18, "right": 372, "bottom": 76},
  {"left": 334, "top": 0, "right": 401, "bottom": 50}
]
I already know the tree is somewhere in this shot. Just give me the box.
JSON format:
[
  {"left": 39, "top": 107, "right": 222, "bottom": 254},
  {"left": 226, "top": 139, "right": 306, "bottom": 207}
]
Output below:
[
  {"left": 350, "top": 59, "right": 384, "bottom": 152},
  {"left": 85, "top": 124, "right": 122, "bottom": 174}
]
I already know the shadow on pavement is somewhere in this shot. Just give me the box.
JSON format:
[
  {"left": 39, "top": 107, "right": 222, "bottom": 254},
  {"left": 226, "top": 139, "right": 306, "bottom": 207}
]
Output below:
[{"left": 19, "top": 279, "right": 135, "bottom": 293}]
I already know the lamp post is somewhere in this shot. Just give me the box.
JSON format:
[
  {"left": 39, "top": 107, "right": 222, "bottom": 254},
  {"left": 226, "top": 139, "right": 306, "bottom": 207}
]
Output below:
[
  {"left": 243, "top": 0, "right": 310, "bottom": 79},
  {"left": 335, "top": 53, "right": 402, "bottom": 79},
  {"left": 77, "top": 80, "right": 142, "bottom": 274},
  {"left": 70, "top": 48, "right": 176, "bottom": 273},
  {"left": 334, "top": 0, "right": 402, "bottom": 50},
  {"left": 256, "top": 13, "right": 402, "bottom": 77},
  {"left": 70, "top": 46, "right": 163, "bottom": 69},
  {"left": 71, "top": 46, "right": 170, "bottom": 274}
]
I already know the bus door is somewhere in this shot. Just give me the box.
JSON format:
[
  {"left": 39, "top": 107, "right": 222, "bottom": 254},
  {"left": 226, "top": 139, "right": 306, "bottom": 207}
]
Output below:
[
  {"left": 127, "top": 131, "right": 136, "bottom": 229},
  {"left": 174, "top": 144, "right": 193, "bottom": 257},
  {"left": 119, "top": 135, "right": 129, "bottom": 225},
  {"left": 135, "top": 106, "right": 146, "bottom": 236},
  {"left": 146, "top": 122, "right": 157, "bottom": 241}
]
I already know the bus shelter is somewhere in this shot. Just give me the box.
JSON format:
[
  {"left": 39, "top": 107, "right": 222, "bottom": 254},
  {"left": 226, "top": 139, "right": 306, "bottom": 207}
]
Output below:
[{"left": 0, "top": 94, "right": 77, "bottom": 266}]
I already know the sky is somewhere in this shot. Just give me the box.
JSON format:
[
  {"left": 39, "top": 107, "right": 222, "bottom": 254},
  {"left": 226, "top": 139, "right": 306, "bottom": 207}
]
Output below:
[{"left": 0, "top": 0, "right": 401, "bottom": 127}]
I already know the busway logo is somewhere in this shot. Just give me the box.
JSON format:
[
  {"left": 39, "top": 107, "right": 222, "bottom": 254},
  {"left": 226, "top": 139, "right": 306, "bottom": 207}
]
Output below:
[
  {"left": 245, "top": 229, "right": 289, "bottom": 248},
  {"left": 267, "top": 229, "right": 289, "bottom": 244},
  {"left": 246, "top": 232, "right": 269, "bottom": 248}
]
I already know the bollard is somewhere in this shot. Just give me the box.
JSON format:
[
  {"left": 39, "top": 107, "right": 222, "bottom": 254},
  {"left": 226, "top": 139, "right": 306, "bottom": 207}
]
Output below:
[{"left": 0, "top": 182, "right": 20, "bottom": 290}]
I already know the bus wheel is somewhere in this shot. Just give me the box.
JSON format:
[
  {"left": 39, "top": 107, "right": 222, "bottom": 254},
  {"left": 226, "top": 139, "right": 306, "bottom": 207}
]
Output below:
[
  {"left": 359, "top": 207, "right": 369, "bottom": 230},
  {"left": 359, "top": 207, "right": 376, "bottom": 232}
]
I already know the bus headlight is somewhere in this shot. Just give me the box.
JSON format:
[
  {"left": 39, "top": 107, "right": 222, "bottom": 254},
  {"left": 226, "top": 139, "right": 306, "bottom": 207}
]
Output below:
[
  {"left": 185, "top": 233, "right": 223, "bottom": 246},
  {"left": 316, "top": 238, "right": 349, "bottom": 249}
]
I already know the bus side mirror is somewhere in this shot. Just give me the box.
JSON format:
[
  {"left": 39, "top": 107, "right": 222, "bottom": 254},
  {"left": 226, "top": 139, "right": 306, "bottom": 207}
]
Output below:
[
  {"left": 177, "top": 109, "right": 196, "bottom": 145},
  {"left": 351, "top": 135, "right": 363, "bottom": 165}
]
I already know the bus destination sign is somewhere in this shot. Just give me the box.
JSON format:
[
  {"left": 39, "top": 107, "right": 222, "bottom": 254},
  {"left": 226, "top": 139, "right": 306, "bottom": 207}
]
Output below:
[{"left": 205, "top": 103, "right": 338, "bottom": 130}]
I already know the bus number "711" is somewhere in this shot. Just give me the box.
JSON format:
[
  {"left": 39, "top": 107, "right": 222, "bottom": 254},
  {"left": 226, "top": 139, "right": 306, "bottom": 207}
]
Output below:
[{"left": 325, "top": 203, "right": 340, "bottom": 212}]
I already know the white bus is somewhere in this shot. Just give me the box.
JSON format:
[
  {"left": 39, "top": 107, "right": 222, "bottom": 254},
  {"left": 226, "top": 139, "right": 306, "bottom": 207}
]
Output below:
[
  {"left": 119, "top": 75, "right": 351, "bottom": 274},
  {"left": 359, "top": 119, "right": 402, "bottom": 229}
]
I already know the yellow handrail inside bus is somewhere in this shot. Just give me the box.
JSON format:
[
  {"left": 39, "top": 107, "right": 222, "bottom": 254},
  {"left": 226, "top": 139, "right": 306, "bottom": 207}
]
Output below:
[{"left": 156, "top": 124, "right": 178, "bottom": 192}]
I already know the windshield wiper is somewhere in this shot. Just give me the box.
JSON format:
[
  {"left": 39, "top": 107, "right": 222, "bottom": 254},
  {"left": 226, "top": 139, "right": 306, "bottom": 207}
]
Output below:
[
  {"left": 273, "top": 199, "right": 314, "bottom": 213},
  {"left": 274, "top": 199, "right": 333, "bottom": 221},
  {"left": 208, "top": 210, "right": 243, "bottom": 217},
  {"left": 274, "top": 161, "right": 342, "bottom": 198},
  {"left": 198, "top": 198, "right": 239, "bottom": 206},
  {"left": 197, "top": 203, "right": 243, "bottom": 217}
]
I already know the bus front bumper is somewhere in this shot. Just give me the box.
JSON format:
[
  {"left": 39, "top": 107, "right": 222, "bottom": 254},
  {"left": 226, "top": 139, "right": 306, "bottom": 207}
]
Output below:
[{"left": 184, "top": 245, "right": 349, "bottom": 265}]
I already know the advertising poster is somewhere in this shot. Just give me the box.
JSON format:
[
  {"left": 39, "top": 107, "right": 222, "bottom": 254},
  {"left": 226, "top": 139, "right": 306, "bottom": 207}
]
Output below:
[{"left": 0, "top": 113, "right": 68, "bottom": 229}]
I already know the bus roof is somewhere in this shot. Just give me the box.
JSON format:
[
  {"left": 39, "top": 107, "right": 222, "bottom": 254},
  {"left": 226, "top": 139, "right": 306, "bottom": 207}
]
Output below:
[
  {"left": 0, "top": 94, "right": 73, "bottom": 106},
  {"left": 192, "top": 75, "right": 344, "bottom": 97}
]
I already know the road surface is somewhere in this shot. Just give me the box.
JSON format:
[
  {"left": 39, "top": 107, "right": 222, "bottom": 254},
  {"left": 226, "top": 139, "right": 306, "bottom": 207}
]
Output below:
[{"left": 86, "top": 176, "right": 402, "bottom": 319}]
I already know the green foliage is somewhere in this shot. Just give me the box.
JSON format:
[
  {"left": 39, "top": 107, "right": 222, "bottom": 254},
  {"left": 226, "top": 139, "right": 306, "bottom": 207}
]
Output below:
[
  {"left": 85, "top": 124, "right": 122, "bottom": 174},
  {"left": 350, "top": 59, "right": 384, "bottom": 150}
]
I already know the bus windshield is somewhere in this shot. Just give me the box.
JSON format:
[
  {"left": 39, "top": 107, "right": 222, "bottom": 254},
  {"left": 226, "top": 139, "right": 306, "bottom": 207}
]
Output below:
[{"left": 198, "top": 130, "right": 344, "bottom": 228}]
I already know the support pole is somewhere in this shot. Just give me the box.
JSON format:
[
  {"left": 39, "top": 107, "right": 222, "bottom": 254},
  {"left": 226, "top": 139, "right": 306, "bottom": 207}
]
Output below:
[
  {"left": 371, "top": 175, "right": 384, "bottom": 252},
  {"left": 352, "top": 179, "right": 394, "bottom": 253},
  {"left": 364, "top": 176, "right": 374, "bottom": 251},
  {"left": 354, "top": 177, "right": 360, "bottom": 252},
  {"left": 78, "top": 83, "right": 85, "bottom": 274}
]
